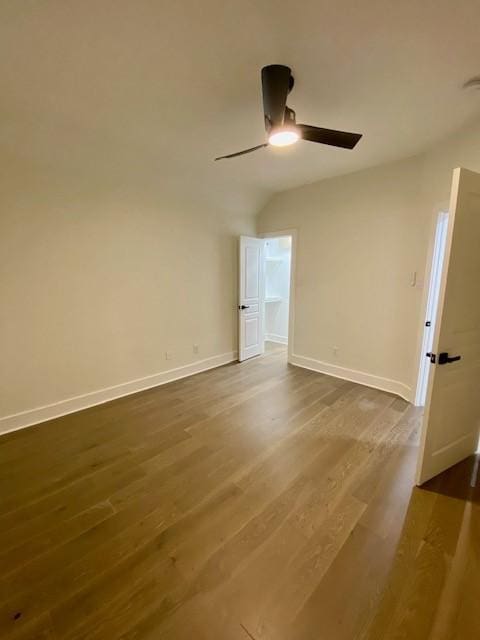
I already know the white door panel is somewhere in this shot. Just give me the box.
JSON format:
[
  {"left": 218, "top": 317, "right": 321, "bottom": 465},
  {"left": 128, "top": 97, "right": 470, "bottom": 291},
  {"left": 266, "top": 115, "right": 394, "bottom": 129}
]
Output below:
[
  {"left": 417, "top": 168, "right": 480, "bottom": 484},
  {"left": 245, "top": 317, "right": 260, "bottom": 347},
  {"left": 239, "top": 236, "right": 264, "bottom": 361},
  {"left": 245, "top": 246, "right": 260, "bottom": 298}
]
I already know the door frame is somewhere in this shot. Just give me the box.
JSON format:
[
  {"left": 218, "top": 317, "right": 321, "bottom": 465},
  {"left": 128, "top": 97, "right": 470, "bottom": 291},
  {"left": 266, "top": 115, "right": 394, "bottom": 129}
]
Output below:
[
  {"left": 258, "top": 229, "right": 297, "bottom": 362},
  {"left": 414, "top": 211, "right": 449, "bottom": 407},
  {"left": 413, "top": 201, "right": 450, "bottom": 407}
]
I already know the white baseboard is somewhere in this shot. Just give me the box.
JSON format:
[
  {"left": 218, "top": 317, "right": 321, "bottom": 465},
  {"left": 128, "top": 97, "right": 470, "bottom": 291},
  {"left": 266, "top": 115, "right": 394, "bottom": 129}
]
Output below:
[
  {"left": 289, "top": 353, "right": 412, "bottom": 402},
  {"left": 265, "top": 333, "right": 288, "bottom": 345},
  {"left": 0, "top": 351, "right": 237, "bottom": 436}
]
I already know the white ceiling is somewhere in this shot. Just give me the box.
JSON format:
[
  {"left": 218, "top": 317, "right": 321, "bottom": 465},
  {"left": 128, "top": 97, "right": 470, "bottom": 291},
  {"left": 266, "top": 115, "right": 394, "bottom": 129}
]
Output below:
[{"left": 1, "top": 0, "right": 480, "bottom": 215}]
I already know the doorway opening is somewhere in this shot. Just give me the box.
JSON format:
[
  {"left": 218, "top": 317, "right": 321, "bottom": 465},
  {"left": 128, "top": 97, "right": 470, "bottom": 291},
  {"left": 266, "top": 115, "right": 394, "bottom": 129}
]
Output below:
[
  {"left": 264, "top": 235, "right": 292, "bottom": 349},
  {"left": 414, "top": 211, "right": 449, "bottom": 407}
]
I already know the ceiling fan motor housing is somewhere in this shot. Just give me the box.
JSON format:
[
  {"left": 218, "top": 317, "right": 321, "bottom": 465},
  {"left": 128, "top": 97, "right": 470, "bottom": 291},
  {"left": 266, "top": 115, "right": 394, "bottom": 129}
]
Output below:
[
  {"left": 266, "top": 107, "right": 297, "bottom": 137},
  {"left": 284, "top": 107, "right": 296, "bottom": 126}
]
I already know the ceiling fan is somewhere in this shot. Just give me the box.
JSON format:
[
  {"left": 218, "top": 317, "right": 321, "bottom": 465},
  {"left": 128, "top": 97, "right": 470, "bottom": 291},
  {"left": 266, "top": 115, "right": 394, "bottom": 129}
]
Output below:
[{"left": 215, "top": 64, "right": 362, "bottom": 160}]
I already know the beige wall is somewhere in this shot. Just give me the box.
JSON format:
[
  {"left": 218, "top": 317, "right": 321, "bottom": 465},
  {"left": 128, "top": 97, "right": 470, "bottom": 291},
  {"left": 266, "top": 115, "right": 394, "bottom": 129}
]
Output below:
[
  {"left": 2, "top": 115, "right": 480, "bottom": 428},
  {"left": 257, "top": 116, "right": 480, "bottom": 400},
  {"left": 0, "top": 151, "right": 255, "bottom": 426}
]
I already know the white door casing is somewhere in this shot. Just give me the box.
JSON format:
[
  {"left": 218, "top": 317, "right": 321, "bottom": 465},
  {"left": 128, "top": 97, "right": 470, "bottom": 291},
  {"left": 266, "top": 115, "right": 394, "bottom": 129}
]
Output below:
[
  {"left": 416, "top": 168, "right": 480, "bottom": 485},
  {"left": 239, "top": 236, "right": 265, "bottom": 361},
  {"left": 415, "top": 212, "right": 449, "bottom": 407}
]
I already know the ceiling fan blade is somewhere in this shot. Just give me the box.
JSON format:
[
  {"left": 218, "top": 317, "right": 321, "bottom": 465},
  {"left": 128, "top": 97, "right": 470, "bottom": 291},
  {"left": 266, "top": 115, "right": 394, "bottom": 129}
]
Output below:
[
  {"left": 214, "top": 143, "right": 268, "bottom": 161},
  {"left": 298, "top": 124, "right": 362, "bottom": 149},
  {"left": 261, "top": 65, "right": 292, "bottom": 131}
]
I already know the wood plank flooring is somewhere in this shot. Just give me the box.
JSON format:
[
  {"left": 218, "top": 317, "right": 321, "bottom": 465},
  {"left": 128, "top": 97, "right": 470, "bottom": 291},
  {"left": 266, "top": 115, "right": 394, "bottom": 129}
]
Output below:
[{"left": 0, "top": 343, "right": 478, "bottom": 639}]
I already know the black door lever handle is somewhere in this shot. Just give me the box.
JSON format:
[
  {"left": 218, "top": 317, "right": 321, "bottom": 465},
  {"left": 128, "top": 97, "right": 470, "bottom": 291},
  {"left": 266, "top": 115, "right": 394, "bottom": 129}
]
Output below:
[
  {"left": 426, "top": 352, "right": 461, "bottom": 365},
  {"left": 438, "top": 352, "right": 461, "bottom": 365},
  {"left": 239, "top": 305, "right": 250, "bottom": 310}
]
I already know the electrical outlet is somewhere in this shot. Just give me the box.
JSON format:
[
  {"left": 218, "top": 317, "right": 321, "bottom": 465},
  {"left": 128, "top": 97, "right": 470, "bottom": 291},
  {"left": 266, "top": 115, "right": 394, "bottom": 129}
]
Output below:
[
  {"left": 165, "top": 351, "right": 173, "bottom": 360},
  {"left": 193, "top": 344, "right": 199, "bottom": 354}
]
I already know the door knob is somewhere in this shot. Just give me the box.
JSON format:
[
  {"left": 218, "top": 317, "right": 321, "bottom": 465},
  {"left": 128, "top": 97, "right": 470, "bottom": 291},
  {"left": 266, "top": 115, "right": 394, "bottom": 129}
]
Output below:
[{"left": 239, "top": 305, "right": 250, "bottom": 310}]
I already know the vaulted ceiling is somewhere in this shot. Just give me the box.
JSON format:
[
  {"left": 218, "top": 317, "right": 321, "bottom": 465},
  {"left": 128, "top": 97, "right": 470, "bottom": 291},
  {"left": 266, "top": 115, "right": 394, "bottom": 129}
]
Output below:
[{"left": 1, "top": 0, "right": 480, "bottom": 214}]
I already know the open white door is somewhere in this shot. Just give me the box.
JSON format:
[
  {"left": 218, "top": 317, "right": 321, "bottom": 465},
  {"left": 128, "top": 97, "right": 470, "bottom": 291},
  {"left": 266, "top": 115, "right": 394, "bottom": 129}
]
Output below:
[
  {"left": 239, "top": 236, "right": 265, "bottom": 362},
  {"left": 417, "top": 168, "right": 480, "bottom": 485}
]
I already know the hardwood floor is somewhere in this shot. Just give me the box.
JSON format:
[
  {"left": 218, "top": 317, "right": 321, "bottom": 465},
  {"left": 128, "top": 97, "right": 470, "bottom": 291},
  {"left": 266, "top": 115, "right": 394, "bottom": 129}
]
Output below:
[{"left": 1, "top": 343, "right": 478, "bottom": 639}]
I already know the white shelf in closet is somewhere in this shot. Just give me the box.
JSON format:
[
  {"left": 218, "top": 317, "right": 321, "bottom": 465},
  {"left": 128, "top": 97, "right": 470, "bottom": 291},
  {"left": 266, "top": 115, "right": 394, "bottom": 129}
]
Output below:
[{"left": 265, "top": 296, "right": 282, "bottom": 303}]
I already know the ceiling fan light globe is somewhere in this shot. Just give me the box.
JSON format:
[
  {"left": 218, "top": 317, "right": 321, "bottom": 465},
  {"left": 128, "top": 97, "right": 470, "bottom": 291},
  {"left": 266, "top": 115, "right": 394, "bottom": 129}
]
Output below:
[{"left": 268, "top": 128, "right": 300, "bottom": 147}]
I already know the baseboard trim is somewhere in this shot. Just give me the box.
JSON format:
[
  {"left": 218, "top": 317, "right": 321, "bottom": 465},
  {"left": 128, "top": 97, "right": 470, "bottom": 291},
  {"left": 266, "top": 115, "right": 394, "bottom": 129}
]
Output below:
[
  {"left": 0, "top": 351, "right": 238, "bottom": 436},
  {"left": 265, "top": 333, "right": 288, "bottom": 345},
  {"left": 289, "top": 353, "right": 412, "bottom": 402}
]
